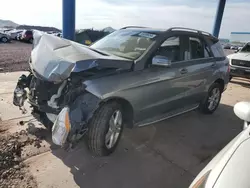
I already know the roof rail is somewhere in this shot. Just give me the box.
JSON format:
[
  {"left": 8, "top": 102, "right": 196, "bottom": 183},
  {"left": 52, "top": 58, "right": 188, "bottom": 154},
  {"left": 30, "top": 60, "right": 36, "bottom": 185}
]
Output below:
[
  {"left": 168, "top": 27, "right": 212, "bottom": 36},
  {"left": 120, "top": 26, "right": 147, "bottom": 29}
]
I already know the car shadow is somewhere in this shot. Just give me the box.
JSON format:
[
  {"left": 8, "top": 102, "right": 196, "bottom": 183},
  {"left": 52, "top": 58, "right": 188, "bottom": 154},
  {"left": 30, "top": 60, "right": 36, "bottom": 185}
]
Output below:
[{"left": 27, "top": 103, "right": 242, "bottom": 188}]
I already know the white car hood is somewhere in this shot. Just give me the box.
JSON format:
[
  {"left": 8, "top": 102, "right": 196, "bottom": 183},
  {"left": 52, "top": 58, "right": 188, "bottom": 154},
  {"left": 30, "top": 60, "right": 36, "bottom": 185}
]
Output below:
[{"left": 227, "top": 52, "right": 250, "bottom": 61}]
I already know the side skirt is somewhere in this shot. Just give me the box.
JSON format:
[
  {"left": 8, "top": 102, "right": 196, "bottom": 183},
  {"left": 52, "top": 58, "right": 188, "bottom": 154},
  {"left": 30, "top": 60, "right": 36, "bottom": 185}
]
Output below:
[{"left": 135, "top": 104, "right": 199, "bottom": 127}]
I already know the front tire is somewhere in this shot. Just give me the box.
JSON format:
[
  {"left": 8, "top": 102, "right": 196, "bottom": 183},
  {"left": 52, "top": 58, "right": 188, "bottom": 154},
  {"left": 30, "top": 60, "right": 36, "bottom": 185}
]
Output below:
[
  {"left": 199, "top": 83, "right": 222, "bottom": 114},
  {"left": 87, "top": 102, "right": 124, "bottom": 156}
]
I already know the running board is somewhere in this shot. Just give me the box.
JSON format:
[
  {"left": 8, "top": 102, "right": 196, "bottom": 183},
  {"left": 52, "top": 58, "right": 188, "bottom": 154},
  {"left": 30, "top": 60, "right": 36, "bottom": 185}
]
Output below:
[{"left": 136, "top": 104, "right": 199, "bottom": 127}]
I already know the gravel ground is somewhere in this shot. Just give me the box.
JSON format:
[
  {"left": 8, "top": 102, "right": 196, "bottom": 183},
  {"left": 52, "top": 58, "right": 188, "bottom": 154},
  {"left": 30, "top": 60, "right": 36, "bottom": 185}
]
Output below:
[
  {"left": 0, "top": 123, "right": 39, "bottom": 188},
  {"left": 0, "top": 41, "right": 32, "bottom": 73}
]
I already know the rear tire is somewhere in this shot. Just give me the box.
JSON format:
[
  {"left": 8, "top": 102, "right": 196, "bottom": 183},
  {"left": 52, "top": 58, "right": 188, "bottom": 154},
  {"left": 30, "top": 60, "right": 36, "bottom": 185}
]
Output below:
[
  {"left": 229, "top": 76, "right": 233, "bottom": 81},
  {"left": 87, "top": 102, "right": 124, "bottom": 156},
  {"left": 29, "top": 38, "right": 33, "bottom": 44},
  {"left": 199, "top": 83, "right": 222, "bottom": 114}
]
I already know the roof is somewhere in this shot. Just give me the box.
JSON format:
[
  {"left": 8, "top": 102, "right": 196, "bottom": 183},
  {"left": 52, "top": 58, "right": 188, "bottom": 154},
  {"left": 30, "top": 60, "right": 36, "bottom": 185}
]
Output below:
[
  {"left": 231, "top": 32, "right": 250, "bottom": 35},
  {"left": 120, "top": 26, "right": 217, "bottom": 41},
  {"left": 121, "top": 27, "right": 166, "bottom": 34}
]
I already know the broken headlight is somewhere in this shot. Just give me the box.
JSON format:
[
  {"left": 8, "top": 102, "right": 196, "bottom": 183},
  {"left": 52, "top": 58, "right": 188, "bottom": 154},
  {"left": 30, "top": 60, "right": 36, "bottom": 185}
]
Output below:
[{"left": 52, "top": 107, "right": 71, "bottom": 146}]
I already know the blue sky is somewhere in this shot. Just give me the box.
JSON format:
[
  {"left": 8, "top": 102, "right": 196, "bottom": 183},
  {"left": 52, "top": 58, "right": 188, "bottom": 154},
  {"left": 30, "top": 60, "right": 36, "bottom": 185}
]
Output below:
[{"left": 0, "top": 0, "right": 249, "bottom": 38}]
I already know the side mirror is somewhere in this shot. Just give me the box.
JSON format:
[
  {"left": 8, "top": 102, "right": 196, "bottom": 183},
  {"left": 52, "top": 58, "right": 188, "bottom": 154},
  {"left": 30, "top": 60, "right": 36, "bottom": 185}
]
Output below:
[
  {"left": 234, "top": 102, "right": 250, "bottom": 129},
  {"left": 234, "top": 49, "right": 239, "bottom": 53},
  {"left": 152, "top": 55, "right": 171, "bottom": 67}
]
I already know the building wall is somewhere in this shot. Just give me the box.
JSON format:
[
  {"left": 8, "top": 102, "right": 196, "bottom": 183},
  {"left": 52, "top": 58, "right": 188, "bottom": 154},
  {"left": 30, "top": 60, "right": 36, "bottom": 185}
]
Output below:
[{"left": 230, "top": 32, "right": 250, "bottom": 43}]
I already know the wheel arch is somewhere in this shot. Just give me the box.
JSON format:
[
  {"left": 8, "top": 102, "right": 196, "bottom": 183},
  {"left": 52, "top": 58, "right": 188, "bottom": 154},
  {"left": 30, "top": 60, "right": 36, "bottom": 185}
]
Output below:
[
  {"left": 214, "top": 78, "right": 225, "bottom": 92},
  {"left": 102, "top": 97, "right": 134, "bottom": 128}
]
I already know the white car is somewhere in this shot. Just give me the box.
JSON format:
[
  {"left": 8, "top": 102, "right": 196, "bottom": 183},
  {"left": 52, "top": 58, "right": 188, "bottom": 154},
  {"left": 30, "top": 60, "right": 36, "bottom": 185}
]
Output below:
[
  {"left": 0, "top": 31, "right": 11, "bottom": 43},
  {"left": 227, "top": 42, "right": 250, "bottom": 80},
  {"left": 8, "top": 30, "right": 23, "bottom": 40},
  {"left": 190, "top": 101, "right": 250, "bottom": 188}
]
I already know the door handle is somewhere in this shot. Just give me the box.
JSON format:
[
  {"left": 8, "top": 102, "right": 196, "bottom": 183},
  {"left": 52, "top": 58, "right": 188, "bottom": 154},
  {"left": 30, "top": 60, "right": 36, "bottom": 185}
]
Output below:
[
  {"left": 180, "top": 68, "right": 188, "bottom": 74},
  {"left": 211, "top": 63, "right": 216, "bottom": 67}
]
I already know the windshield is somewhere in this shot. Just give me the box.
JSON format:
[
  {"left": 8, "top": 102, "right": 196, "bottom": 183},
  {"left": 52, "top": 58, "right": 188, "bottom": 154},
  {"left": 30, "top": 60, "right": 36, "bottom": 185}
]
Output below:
[
  {"left": 91, "top": 30, "right": 157, "bottom": 60},
  {"left": 241, "top": 43, "right": 250, "bottom": 52}
]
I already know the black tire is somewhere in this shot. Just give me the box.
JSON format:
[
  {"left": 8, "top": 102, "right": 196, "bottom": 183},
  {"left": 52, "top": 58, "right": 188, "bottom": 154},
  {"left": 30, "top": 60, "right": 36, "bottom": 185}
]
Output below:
[
  {"left": 28, "top": 38, "right": 33, "bottom": 44},
  {"left": 199, "top": 83, "right": 222, "bottom": 114},
  {"left": 1, "top": 37, "right": 8, "bottom": 43},
  {"left": 87, "top": 102, "right": 124, "bottom": 156}
]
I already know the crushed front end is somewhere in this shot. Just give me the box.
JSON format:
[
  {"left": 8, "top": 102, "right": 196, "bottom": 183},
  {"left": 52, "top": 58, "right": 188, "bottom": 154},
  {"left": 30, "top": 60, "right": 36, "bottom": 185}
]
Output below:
[
  {"left": 13, "top": 71, "right": 100, "bottom": 148},
  {"left": 13, "top": 30, "right": 133, "bottom": 149}
]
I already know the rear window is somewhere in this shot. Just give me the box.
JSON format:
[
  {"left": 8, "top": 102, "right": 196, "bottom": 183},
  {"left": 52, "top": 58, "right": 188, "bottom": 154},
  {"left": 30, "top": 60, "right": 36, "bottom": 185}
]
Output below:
[
  {"left": 211, "top": 42, "right": 225, "bottom": 57},
  {"left": 26, "top": 31, "right": 33, "bottom": 35},
  {"left": 205, "top": 37, "right": 225, "bottom": 58}
]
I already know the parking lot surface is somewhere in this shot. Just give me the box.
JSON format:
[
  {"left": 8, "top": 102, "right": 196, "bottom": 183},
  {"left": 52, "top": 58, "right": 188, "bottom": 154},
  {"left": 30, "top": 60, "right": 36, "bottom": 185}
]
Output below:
[{"left": 0, "top": 42, "right": 249, "bottom": 188}]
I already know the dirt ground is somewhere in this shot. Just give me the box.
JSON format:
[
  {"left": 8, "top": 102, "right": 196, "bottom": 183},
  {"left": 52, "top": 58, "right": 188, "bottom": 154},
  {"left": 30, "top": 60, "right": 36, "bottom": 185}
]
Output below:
[
  {"left": 0, "top": 42, "right": 249, "bottom": 188},
  {"left": 0, "top": 41, "right": 31, "bottom": 72}
]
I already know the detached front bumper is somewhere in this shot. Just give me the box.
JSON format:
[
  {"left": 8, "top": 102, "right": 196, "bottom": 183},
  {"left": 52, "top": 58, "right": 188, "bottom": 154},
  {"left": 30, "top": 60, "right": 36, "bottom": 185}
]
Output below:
[{"left": 230, "top": 66, "right": 250, "bottom": 79}]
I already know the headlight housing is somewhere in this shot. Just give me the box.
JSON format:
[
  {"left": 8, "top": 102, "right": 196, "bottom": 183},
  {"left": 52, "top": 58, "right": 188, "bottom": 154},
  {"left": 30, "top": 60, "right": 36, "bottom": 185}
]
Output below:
[
  {"left": 190, "top": 170, "right": 211, "bottom": 188},
  {"left": 52, "top": 107, "right": 71, "bottom": 146}
]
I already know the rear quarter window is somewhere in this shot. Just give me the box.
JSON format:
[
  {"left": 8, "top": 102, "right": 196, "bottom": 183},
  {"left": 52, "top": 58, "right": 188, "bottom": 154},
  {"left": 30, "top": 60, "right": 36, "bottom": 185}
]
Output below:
[
  {"left": 26, "top": 31, "right": 33, "bottom": 35},
  {"left": 211, "top": 41, "right": 226, "bottom": 58}
]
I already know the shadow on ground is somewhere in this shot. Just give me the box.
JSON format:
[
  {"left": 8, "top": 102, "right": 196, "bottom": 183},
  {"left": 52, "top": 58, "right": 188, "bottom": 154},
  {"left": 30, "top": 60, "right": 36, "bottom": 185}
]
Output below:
[{"left": 27, "top": 103, "right": 242, "bottom": 188}]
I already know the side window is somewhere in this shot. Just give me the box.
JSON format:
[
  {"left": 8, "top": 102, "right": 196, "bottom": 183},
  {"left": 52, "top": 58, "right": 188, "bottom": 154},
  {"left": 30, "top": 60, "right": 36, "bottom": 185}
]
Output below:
[
  {"left": 156, "top": 36, "right": 182, "bottom": 62},
  {"left": 211, "top": 42, "right": 226, "bottom": 57},
  {"left": 189, "top": 37, "right": 204, "bottom": 59},
  {"left": 204, "top": 44, "right": 212, "bottom": 58}
]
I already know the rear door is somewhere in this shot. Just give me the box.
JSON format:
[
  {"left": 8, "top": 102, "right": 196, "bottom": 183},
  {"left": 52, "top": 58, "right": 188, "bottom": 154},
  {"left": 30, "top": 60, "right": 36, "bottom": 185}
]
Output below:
[{"left": 181, "top": 34, "right": 216, "bottom": 105}]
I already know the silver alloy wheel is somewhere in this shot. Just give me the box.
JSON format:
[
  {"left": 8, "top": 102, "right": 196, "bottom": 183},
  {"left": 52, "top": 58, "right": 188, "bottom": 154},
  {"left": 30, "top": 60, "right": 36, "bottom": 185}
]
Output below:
[
  {"left": 208, "top": 88, "right": 220, "bottom": 111},
  {"left": 1, "top": 37, "right": 8, "bottom": 43},
  {"left": 105, "top": 110, "right": 122, "bottom": 149}
]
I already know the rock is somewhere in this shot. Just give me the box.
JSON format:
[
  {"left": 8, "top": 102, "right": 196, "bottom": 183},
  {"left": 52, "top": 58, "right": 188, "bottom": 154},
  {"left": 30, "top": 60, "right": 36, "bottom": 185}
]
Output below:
[
  {"left": 13, "top": 165, "right": 20, "bottom": 170},
  {"left": 19, "top": 163, "right": 25, "bottom": 168},
  {"left": 1, "top": 171, "right": 8, "bottom": 179}
]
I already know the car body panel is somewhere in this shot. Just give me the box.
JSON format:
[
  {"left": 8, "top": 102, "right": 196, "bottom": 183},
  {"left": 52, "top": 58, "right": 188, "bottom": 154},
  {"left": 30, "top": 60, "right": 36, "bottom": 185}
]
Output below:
[
  {"left": 213, "top": 137, "right": 250, "bottom": 188},
  {"left": 227, "top": 50, "right": 250, "bottom": 78},
  {"left": 228, "top": 52, "right": 250, "bottom": 62},
  {"left": 31, "top": 31, "right": 133, "bottom": 82},
  {"left": 189, "top": 123, "right": 250, "bottom": 188},
  {"left": 0, "top": 31, "right": 11, "bottom": 41}
]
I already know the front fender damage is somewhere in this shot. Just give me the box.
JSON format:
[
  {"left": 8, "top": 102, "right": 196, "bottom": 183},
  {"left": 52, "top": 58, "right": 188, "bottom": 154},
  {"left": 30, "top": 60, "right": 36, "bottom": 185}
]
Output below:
[{"left": 52, "top": 92, "right": 101, "bottom": 148}]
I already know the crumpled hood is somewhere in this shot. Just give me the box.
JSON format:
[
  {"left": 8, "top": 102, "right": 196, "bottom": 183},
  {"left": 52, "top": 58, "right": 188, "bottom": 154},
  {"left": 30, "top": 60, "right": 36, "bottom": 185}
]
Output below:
[
  {"left": 31, "top": 30, "right": 133, "bottom": 83},
  {"left": 227, "top": 52, "right": 250, "bottom": 61}
]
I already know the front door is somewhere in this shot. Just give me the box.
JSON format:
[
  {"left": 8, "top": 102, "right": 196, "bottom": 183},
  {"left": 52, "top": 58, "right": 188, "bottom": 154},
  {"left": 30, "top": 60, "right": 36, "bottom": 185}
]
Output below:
[{"left": 134, "top": 35, "right": 193, "bottom": 123}]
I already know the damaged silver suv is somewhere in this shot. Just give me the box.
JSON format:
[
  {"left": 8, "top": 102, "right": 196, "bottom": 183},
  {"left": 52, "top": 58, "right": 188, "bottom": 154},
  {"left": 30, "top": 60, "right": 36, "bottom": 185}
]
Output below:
[{"left": 13, "top": 27, "right": 229, "bottom": 156}]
